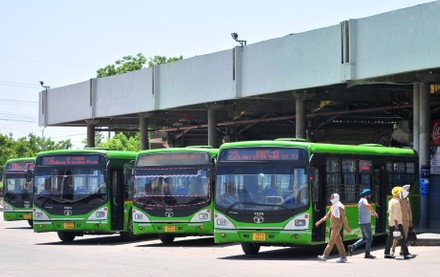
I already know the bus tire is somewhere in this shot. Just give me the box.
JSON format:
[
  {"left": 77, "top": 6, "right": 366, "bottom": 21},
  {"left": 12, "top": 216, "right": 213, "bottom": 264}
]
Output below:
[
  {"left": 120, "top": 212, "right": 136, "bottom": 241},
  {"left": 57, "top": 231, "right": 76, "bottom": 242},
  {"left": 28, "top": 220, "right": 33, "bottom": 227},
  {"left": 241, "top": 243, "right": 260, "bottom": 255},
  {"left": 159, "top": 234, "right": 175, "bottom": 244}
]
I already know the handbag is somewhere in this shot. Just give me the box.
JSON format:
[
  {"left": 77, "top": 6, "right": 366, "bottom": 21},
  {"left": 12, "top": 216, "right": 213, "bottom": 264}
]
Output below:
[{"left": 406, "top": 226, "right": 417, "bottom": 245}]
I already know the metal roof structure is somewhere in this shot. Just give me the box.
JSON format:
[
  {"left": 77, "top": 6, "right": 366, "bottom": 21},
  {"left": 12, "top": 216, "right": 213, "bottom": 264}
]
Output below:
[{"left": 39, "top": 1, "right": 440, "bottom": 147}]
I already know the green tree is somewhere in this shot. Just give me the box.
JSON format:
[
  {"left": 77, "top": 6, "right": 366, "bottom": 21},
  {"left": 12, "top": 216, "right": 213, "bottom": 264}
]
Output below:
[
  {"left": 97, "top": 133, "right": 139, "bottom": 151},
  {"left": 96, "top": 54, "right": 183, "bottom": 78},
  {"left": 147, "top": 55, "right": 183, "bottom": 67},
  {"left": 0, "top": 133, "right": 72, "bottom": 171},
  {"left": 96, "top": 53, "right": 147, "bottom": 78}
]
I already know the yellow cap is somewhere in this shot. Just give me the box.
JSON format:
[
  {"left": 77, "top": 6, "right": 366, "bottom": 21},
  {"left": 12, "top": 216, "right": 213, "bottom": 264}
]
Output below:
[{"left": 392, "top": 186, "right": 402, "bottom": 197}]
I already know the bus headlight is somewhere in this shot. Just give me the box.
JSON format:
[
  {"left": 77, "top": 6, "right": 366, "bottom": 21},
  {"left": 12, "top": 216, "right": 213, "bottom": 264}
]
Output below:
[
  {"left": 3, "top": 204, "right": 12, "bottom": 212},
  {"left": 214, "top": 212, "right": 236, "bottom": 229},
  {"left": 132, "top": 209, "right": 151, "bottom": 223},
  {"left": 190, "top": 209, "right": 211, "bottom": 222},
  {"left": 198, "top": 212, "right": 209, "bottom": 220},
  {"left": 87, "top": 207, "right": 108, "bottom": 220},
  {"left": 33, "top": 208, "right": 50, "bottom": 221},
  {"left": 95, "top": 211, "right": 106, "bottom": 218},
  {"left": 283, "top": 213, "right": 309, "bottom": 230}
]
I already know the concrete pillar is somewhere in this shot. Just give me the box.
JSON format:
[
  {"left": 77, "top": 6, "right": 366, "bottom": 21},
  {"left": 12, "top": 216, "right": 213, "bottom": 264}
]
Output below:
[
  {"left": 86, "top": 121, "right": 95, "bottom": 148},
  {"left": 139, "top": 116, "right": 149, "bottom": 150},
  {"left": 208, "top": 109, "right": 217, "bottom": 147},
  {"left": 419, "top": 82, "right": 431, "bottom": 228},
  {"left": 413, "top": 83, "right": 420, "bottom": 153},
  {"left": 294, "top": 92, "right": 306, "bottom": 139}
]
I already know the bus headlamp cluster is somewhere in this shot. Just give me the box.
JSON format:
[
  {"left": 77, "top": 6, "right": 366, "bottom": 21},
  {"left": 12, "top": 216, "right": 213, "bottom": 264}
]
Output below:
[
  {"left": 132, "top": 209, "right": 151, "bottom": 223},
  {"left": 214, "top": 213, "right": 236, "bottom": 229},
  {"left": 3, "top": 204, "right": 12, "bottom": 212},
  {"left": 33, "top": 208, "right": 50, "bottom": 220},
  {"left": 190, "top": 209, "right": 211, "bottom": 222},
  {"left": 283, "top": 213, "right": 309, "bottom": 230},
  {"left": 95, "top": 211, "right": 106, "bottom": 218},
  {"left": 87, "top": 208, "right": 108, "bottom": 220}
]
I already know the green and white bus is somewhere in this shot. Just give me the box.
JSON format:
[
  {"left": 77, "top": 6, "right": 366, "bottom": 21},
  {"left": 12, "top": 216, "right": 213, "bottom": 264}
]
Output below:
[
  {"left": 2, "top": 157, "right": 36, "bottom": 226},
  {"left": 214, "top": 139, "right": 419, "bottom": 254},
  {"left": 33, "top": 149, "right": 137, "bottom": 242},
  {"left": 132, "top": 147, "right": 218, "bottom": 244}
]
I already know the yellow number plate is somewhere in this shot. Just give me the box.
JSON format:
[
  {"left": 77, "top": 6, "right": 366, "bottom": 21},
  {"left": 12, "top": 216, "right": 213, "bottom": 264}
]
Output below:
[
  {"left": 252, "top": 232, "right": 266, "bottom": 241},
  {"left": 164, "top": 225, "right": 176, "bottom": 232},
  {"left": 64, "top": 222, "right": 74, "bottom": 229},
  {"left": 24, "top": 214, "right": 32, "bottom": 220}
]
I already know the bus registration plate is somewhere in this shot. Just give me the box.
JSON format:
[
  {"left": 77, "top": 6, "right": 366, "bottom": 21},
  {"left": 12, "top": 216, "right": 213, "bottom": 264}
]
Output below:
[
  {"left": 165, "top": 225, "right": 176, "bottom": 232},
  {"left": 252, "top": 232, "right": 266, "bottom": 241},
  {"left": 64, "top": 222, "right": 74, "bottom": 229},
  {"left": 24, "top": 214, "right": 32, "bottom": 220}
]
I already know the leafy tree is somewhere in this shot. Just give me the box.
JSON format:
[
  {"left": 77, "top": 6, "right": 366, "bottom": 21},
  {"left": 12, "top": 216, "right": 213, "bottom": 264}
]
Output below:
[
  {"left": 0, "top": 133, "right": 72, "bottom": 171},
  {"left": 96, "top": 53, "right": 147, "bottom": 78},
  {"left": 97, "top": 133, "right": 139, "bottom": 151},
  {"left": 96, "top": 53, "right": 183, "bottom": 78},
  {"left": 147, "top": 55, "right": 183, "bottom": 67}
]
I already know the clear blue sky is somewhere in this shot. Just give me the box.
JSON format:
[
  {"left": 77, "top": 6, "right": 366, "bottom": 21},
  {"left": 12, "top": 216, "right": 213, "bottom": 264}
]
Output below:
[{"left": 0, "top": 0, "right": 435, "bottom": 148}]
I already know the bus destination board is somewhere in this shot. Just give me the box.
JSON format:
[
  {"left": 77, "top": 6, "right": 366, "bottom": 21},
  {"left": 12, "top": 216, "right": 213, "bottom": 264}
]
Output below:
[
  {"left": 220, "top": 148, "right": 304, "bottom": 161},
  {"left": 137, "top": 152, "right": 210, "bottom": 167},
  {"left": 5, "top": 162, "right": 35, "bottom": 172},
  {"left": 39, "top": 155, "right": 102, "bottom": 166}
]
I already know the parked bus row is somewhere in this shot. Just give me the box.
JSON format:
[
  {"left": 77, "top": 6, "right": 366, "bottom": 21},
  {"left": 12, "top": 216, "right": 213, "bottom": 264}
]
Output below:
[{"left": 2, "top": 139, "right": 419, "bottom": 255}]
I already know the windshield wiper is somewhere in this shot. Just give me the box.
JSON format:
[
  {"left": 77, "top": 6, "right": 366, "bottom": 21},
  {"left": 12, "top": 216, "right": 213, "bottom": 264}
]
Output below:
[{"left": 135, "top": 196, "right": 164, "bottom": 209}]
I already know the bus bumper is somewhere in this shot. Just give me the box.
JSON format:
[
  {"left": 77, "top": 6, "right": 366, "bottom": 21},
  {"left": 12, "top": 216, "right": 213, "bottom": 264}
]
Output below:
[
  {"left": 3, "top": 212, "right": 33, "bottom": 221},
  {"left": 214, "top": 229, "right": 312, "bottom": 245},
  {"left": 133, "top": 221, "right": 213, "bottom": 236},
  {"left": 33, "top": 220, "right": 111, "bottom": 233}
]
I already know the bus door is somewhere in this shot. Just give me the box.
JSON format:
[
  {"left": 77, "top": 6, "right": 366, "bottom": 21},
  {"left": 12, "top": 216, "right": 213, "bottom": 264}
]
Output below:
[
  {"left": 110, "top": 169, "right": 124, "bottom": 230},
  {"left": 311, "top": 165, "right": 327, "bottom": 242},
  {"left": 374, "top": 166, "right": 386, "bottom": 233}
]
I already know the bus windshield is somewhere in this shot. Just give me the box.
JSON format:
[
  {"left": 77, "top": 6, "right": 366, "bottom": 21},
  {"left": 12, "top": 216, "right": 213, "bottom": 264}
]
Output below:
[
  {"left": 34, "top": 167, "right": 106, "bottom": 203},
  {"left": 215, "top": 164, "right": 309, "bottom": 211},
  {"left": 134, "top": 167, "right": 210, "bottom": 206},
  {"left": 3, "top": 174, "right": 33, "bottom": 200}
]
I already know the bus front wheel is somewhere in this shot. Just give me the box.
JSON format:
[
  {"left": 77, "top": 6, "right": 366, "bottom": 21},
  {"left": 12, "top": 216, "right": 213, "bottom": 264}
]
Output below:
[
  {"left": 241, "top": 243, "right": 260, "bottom": 255},
  {"left": 159, "top": 234, "right": 175, "bottom": 244},
  {"left": 57, "top": 231, "right": 76, "bottom": 242},
  {"left": 120, "top": 212, "right": 136, "bottom": 241}
]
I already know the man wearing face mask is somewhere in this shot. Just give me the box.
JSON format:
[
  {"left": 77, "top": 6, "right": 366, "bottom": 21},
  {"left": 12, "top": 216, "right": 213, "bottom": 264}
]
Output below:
[
  {"left": 384, "top": 186, "right": 415, "bottom": 259},
  {"left": 391, "top": 184, "right": 413, "bottom": 256},
  {"left": 347, "top": 188, "right": 378, "bottom": 259},
  {"left": 315, "top": 193, "right": 352, "bottom": 262}
]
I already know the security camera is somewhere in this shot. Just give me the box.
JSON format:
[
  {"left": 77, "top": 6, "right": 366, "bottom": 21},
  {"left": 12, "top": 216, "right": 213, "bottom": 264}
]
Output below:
[
  {"left": 40, "top": 81, "right": 44, "bottom": 86},
  {"left": 231, "top": 33, "right": 238, "bottom": 40}
]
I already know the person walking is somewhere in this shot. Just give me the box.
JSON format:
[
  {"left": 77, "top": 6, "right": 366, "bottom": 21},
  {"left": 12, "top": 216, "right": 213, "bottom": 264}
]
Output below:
[
  {"left": 315, "top": 193, "right": 352, "bottom": 262},
  {"left": 384, "top": 186, "right": 415, "bottom": 260},
  {"left": 391, "top": 184, "right": 413, "bottom": 256},
  {"left": 347, "top": 188, "right": 378, "bottom": 259}
]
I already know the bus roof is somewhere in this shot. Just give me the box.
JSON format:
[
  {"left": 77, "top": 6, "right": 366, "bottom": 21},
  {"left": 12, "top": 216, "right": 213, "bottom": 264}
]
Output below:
[
  {"left": 218, "top": 140, "right": 416, "bottom": 157},
  {"left": 138, "top": 147, "right": 219, "bottom": 156},
  {"left": 36, "top": 149, "right": 137, "bottom": 159},
  {"left": 5, "top": 157, "right": 36, "bottom": 164}
]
